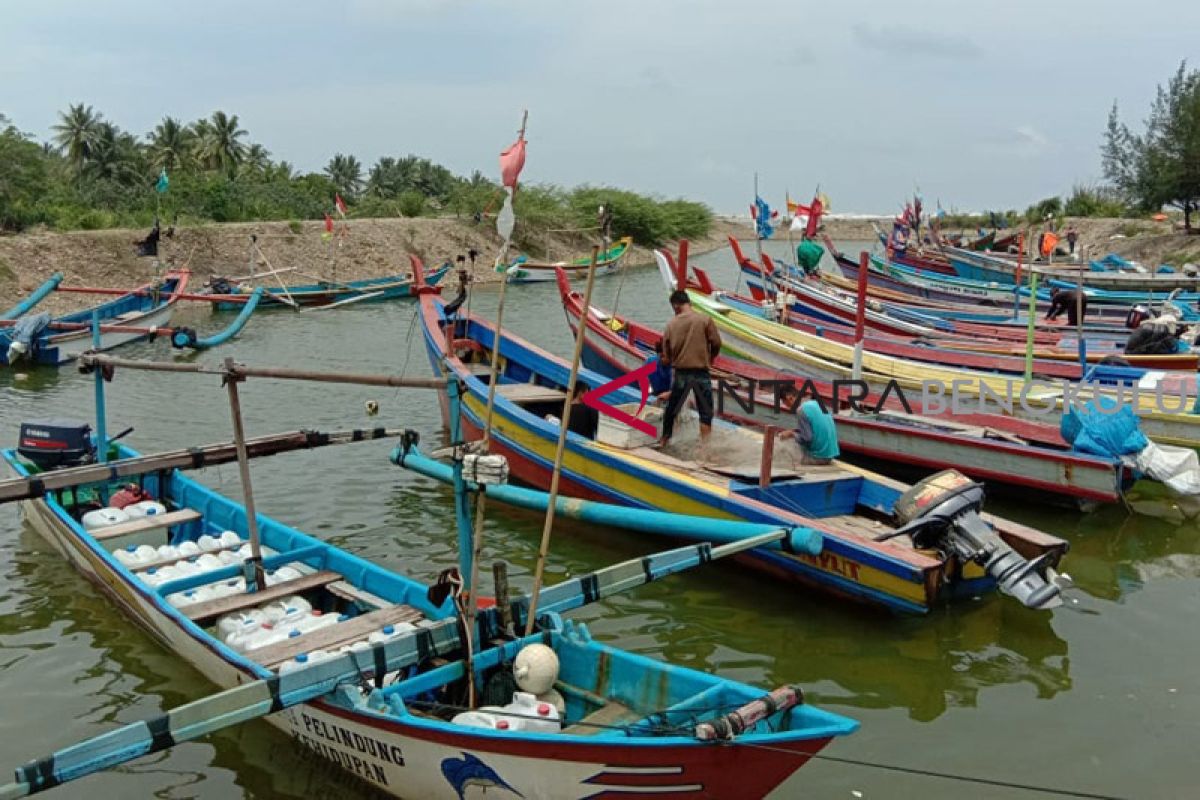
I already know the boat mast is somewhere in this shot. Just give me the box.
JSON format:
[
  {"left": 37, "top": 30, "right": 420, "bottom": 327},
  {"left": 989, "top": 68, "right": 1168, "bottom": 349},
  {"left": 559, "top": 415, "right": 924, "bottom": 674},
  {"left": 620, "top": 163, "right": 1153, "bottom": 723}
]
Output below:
[{"left": 461, "top": 110, "right": 528, "bottom": 706}]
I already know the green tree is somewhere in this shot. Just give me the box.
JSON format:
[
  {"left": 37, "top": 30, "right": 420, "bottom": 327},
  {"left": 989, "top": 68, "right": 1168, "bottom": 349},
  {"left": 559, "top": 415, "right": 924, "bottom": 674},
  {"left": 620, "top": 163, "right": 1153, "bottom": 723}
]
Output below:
[
  {"left": 51, "top": 103, "right": 103, "bottom": 177},
  {"left": 1103, "top": 61, "right": 1200, "bottom": 231},
  {"left": 243, "top": 143, "right": 272, "bottom": 175},
  {"left": 0, "top": 116, "right": 49, "bottom": 231},
  {"left": 325, "top": 153, "right": 364, "bottom": 199},
  {"left": 194, "top": 111, "right": 247, "bottom": 176},
  {"left": 147, "top": 117, "right": 192, "bottom": 173},
  {"left": 86, "top": 122, "right": 144, "bottom": 186}
]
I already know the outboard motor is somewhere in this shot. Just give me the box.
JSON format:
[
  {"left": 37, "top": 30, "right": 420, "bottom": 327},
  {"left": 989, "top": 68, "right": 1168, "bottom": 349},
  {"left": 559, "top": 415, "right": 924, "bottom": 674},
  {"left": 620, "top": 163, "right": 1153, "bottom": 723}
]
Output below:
[
  {"left": 18, "top": 418, "right": 96, "bottom": 470},
  {"left": 880, "top": 470, "right": 1064, "bottom": 610}
]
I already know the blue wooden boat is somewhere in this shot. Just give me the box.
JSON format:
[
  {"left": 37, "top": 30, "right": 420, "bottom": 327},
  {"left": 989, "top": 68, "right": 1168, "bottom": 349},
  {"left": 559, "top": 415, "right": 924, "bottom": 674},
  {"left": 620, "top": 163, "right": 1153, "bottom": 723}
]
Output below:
[
  {"left": 411, "top": 259, "right": 1069, "bottom": 614},
  {"left": 1, "top": 424, "right": 855, "bottom": 798},
  {"left": 1, "top": 271, "right": 190, "bottom": 366},
  {"left": 207, "top": 264, "right": 450, "bottom": 311}
]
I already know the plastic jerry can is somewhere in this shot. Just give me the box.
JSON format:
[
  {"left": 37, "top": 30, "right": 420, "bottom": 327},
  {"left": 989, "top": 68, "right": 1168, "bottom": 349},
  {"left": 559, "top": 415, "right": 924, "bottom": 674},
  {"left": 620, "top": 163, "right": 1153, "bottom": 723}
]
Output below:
[
  {"left": 217, "top": 610, "right": 268, "bottom": 640},
  {"left": 177, "top": 541, "right": 202, "bottom": 557},
  {"left": 82, "top": 507, "right": 130, "bottom": 531},
  {"left": 287, "top": 611, "right": 347, "bottom": 636},
  {"left": 197, "top": 534, "right": 223, "bottom": 552},
  {"left": 218, "top": 531, "right": 242, "bottom": 548},
  {"left": 124, "top": 501, "right": 168, "bottom": 519},
  {"left": 368, "top": 623, "right": 417, "bottom": 646},
  {"left": 193, "top": 553, "right": 224, "bottom": 574},
  {"left": 261, "top": 596, "right": 313, "bottom": 625},
  {"left": 155, "top": 544, "right": 181, "bottom": 562}
]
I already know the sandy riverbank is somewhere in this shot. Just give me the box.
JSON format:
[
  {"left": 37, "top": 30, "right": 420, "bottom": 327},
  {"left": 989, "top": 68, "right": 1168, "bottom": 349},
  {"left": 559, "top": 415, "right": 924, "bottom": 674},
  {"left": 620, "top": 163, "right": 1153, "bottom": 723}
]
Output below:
[{"left": 0, "top": 216, "right": 746, "bottom": 316}]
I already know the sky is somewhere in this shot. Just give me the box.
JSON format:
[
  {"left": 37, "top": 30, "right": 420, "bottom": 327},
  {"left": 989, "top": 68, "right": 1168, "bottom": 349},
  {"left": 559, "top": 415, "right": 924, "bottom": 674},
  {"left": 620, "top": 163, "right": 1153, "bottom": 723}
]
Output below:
[{"left": 2, "top": 0, "right": 1197, "bottom": 215}]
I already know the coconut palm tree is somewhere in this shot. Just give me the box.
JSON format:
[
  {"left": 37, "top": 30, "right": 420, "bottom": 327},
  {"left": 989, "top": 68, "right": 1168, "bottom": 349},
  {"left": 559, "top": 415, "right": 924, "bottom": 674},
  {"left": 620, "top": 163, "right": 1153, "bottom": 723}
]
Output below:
[
  {"left": 194, "top": 111, "right": 247, "bottom": 175},
  {"left": 325, "top": 153, "right": 364, "bottom": 199},
  {"left": 243, "top": 143, "right": 271, "bottom": 174},
  {"left": 265, "top": 160, "right": 296, "bottom": 182},
  {"left": 86, "top": 122, "right": 144, "bottom": 186},
  {"left": 147, "top": 117, "right": 192, "bottom": 173},
  {"left": 52, "top": 103, "right": 103, "bottom": 176}
]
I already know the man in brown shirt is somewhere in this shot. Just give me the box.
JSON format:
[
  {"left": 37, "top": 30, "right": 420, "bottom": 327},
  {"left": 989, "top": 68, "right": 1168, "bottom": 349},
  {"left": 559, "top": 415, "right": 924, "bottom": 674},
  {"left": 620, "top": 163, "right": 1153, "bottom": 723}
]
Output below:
[{"left": 659, "top": 289, "right": 722, "bottom": 445}]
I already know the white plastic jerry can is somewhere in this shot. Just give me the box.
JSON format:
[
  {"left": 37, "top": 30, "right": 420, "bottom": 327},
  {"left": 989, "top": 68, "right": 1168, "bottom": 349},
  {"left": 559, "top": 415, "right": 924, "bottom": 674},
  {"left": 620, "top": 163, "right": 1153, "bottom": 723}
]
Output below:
[{"left": 82, "top": 507, "right": 129, "bottom": 531}]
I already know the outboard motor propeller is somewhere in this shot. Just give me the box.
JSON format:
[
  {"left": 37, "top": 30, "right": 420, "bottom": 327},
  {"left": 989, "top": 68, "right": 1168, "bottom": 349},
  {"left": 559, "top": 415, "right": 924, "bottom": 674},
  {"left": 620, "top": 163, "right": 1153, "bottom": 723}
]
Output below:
[{"left": 878, "top": 470, "right": 1065, "bottom": 610}]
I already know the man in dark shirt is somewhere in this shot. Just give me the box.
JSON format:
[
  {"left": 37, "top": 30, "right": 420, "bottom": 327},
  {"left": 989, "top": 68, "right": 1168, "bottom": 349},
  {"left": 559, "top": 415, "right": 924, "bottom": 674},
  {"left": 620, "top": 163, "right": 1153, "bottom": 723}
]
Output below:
[
  {"left": 1046, "top": 287, "right": 1088, "bottom": 326},
  {"left": 659, "top": 290, "right": 721, "bottom": 446}
]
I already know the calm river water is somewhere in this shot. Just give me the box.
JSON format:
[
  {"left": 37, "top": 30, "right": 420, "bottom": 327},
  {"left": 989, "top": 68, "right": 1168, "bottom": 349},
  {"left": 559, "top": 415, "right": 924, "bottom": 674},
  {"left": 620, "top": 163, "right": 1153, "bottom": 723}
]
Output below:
[{"left": 1, "top": 242, "right": 1197, "bottom": 799}]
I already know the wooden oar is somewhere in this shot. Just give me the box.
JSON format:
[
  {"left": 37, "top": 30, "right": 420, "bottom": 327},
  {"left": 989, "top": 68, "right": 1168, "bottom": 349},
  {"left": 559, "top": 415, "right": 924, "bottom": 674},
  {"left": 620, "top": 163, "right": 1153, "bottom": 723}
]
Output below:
[
  {"left": 0, "top": 427, "right": 408, "bottom": 505},
  {"left": 0, "top": 529, "right": 785, "bottom": 799}
]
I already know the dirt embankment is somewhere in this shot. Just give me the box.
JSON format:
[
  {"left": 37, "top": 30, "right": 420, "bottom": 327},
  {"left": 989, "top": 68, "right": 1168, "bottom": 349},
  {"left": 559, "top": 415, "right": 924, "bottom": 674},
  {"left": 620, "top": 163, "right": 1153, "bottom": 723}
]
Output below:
[{"left": 0, "top": 217, "right": 744, "bottom": 316}]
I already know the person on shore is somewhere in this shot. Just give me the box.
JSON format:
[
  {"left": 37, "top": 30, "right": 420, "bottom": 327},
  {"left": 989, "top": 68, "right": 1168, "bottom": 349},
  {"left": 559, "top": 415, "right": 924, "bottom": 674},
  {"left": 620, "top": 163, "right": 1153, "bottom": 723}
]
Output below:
[
  {"left": 1046, "top": 287, "right": 1088, "bottom": 326},
  {"left": 1066, "top": 226, "right": 1079, "bottom": 255},
  {"left": 780, "top": 399, "right": 839, "bottom": 465},
  {"left": 658, "top": 290, "right": 721, "bottom": 447}
]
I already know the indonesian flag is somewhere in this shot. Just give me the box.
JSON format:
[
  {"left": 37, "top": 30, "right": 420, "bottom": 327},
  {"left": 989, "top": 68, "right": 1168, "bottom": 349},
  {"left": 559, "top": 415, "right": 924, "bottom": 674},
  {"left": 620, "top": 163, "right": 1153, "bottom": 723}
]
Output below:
[
  {"left": 499, "top": 136, "right": 527, "bottom": 189},
  {"left": 324, "top": 213, "right": 334, "bottom": 233},
  {"left": 804, "top": 195, "right": 825, "bottom": 239},
  {"left": 334, "top": 194, "right": 348, "bottom": 218}
]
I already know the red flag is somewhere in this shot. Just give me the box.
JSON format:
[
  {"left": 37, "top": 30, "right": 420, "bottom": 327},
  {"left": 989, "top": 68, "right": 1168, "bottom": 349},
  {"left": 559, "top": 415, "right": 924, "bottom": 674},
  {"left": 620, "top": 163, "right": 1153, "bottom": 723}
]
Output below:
[
  {"left": 324, "top": 213, "right": 334, "bottom": 233},
  {"left": 334, "top": 194, "right": 348, "bottom": 217},
  {"left": 804, "top": 197, "right": 824, "bottom": 239},
  {"left": 499, "top": 137, "right": 527, "bottom": 189}
]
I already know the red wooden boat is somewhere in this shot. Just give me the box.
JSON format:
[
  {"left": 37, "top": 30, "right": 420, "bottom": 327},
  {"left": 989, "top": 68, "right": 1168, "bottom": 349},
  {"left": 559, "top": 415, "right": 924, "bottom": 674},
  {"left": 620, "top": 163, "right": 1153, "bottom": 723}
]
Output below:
[{"left": 553, "top": 268, "right": 1130, "bottom": 507}]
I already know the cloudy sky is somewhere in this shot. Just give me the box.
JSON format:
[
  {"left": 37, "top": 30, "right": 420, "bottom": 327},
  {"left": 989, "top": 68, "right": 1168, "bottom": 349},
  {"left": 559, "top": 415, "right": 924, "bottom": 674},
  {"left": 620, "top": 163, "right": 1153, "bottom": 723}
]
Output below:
[{"left": 2, "top": 0, "right": 1197, "bottom": 214}]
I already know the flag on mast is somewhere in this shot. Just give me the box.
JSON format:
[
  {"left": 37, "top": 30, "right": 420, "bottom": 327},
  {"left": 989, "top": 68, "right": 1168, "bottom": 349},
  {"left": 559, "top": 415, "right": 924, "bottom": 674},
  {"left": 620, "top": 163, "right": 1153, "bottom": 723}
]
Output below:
[
  {"left": 334, "top": 194, "right": 348, "bottom": 218},
  {"left": 495, "top": 115, "right": 528, "bottom": 271},
  {"left": 155, "top": 169, "right": 169, "bottom": 194},
  {"left": 322, "top": 213, "right": 334, "bottom": 242}
]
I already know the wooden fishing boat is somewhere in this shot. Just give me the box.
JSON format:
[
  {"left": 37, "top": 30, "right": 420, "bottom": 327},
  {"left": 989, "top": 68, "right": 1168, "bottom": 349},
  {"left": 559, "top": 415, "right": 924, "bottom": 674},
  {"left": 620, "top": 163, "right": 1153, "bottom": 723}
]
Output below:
[
  {"left": 947, "top": 246, "right": 1200, "bottom": 293},
  {"left": 822, "top": 239, "right": 1133, "bottom": 322},
  {"left": 688, "top": 290, "right": 1200, "bottom": 449},
  {"left": 554, "top": 270, "right": 1132, "bottom": 507},
  {"left": 1, "top": 426, "right": 855, "bottom": 799},
  {"left": 504, "top": 237, "right": 633, "bottom": 283},
  {"left": 207, "top": 264, "right": 450, "bottom": 311},
  {"left": 0, "top": 270, "right": 190, "bottom": 366},
  {"left": 414, "top": 260, "right": 1069, "bottom": 614}
]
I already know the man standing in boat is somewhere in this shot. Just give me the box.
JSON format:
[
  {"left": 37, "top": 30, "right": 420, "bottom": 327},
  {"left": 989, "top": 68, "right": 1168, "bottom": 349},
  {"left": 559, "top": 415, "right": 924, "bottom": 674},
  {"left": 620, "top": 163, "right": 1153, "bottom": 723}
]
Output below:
[{"left": 658, "top": 290, "right": 721, "bottom": 448}]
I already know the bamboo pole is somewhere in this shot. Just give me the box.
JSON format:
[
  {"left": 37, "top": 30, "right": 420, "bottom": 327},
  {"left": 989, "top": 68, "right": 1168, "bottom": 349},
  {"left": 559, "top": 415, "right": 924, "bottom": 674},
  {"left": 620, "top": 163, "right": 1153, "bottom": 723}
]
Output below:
[
  {"left": 1077, "top": 245, "right": 1087, "bottom": 377},
  {"left": 78, "top": 353, "right": 447, "bottom": 388},
  {"left": 222, "top": 356, "right": 266, "bottom": 590},
  {"left": 851, "top": 251, "right": 869, "bottom": 382},
  {"left": 524, "top": 246, "right": 600, "bottom": 635},
  {"left": 1024, "top": 270, "right": 1039, "bottom": 383},
  {"left": 91, "top": 313, "right": 107, "bottom": 467},
  {"left": 462, "top": 109, "right": 528, "bottom": 706},
  {"left": 251, "top": 240, "right": 300, "bottom": 309}
]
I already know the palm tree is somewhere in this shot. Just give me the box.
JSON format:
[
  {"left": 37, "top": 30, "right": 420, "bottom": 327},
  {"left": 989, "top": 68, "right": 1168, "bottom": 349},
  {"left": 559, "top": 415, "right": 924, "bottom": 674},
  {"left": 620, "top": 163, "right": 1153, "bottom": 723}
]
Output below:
[
  {"left": 194, "top": 111, "right": 247, "bottom": 175},
  {"left": 367, "top": 156, "right": 399, "bottom": 197},
  {"left": 265, "top": 160, "right": 296, "bottom": 182},
  {"left": 325, "top": 153, "right": 364, "bottom": 199},
  {"left": 147, "top": 117, "right": 192, "bottom": 173},
  {"left": 86, "top": 122, "right": 144, "bottom": 186},
  {"left": 243, "top": 143, "right": 271, "bottom": 174},
  {"left": 52, "top": 103, "right": 103, "bottom": 176}
]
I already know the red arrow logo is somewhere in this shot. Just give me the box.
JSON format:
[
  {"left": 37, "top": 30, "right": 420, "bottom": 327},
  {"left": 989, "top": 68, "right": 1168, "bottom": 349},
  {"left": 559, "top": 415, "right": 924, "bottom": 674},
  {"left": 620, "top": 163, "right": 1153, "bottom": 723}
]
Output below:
[{"left": 580, "top": 361, "right": 659, "bottom": 437}]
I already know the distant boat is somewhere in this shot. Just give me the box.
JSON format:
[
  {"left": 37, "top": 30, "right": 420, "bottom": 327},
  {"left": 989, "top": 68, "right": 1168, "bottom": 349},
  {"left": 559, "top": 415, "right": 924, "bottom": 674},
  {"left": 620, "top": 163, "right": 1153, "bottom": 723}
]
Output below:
[
  {"left": 1, "top": 270, "right": 190, "bottom": 366},
  {"left": 206, "top": 264, "right": 450, "bottom": 311},
  {"left": 504, "top": 236, "right": 632, "bottom": 283}
]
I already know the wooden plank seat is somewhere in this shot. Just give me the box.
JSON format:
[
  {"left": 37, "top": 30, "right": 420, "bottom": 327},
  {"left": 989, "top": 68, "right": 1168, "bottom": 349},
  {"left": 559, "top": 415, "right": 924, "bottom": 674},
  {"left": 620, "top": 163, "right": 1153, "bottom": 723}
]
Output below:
[
  {"left": 253, "top": 604, "right": 426, "bottom": 668},
  {"left": 92, "top": 509, "right": 202, "bottom": 542},
  {"left": 327, "top": 581, "right": 394, "bottom": 611},
  {"left": 184, "top": 570, "right": 342, "bottom": 625},
  {"left": 495, "top": 383, "right": 568, "bottom": 405}
]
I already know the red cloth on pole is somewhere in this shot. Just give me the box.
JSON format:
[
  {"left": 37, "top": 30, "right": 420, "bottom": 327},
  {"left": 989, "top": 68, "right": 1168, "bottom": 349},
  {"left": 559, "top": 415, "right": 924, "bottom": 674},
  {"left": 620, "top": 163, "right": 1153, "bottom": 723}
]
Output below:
[{"left": 499, "top": 137, "right": 527, "bottom": 188}]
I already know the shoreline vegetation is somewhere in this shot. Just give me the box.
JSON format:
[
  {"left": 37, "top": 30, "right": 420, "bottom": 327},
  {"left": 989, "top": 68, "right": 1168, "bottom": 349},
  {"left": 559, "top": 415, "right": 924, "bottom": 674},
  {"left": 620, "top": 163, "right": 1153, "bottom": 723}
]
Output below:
[{"left": 3, "top": 64, "right": 1198, "bottom": 314}]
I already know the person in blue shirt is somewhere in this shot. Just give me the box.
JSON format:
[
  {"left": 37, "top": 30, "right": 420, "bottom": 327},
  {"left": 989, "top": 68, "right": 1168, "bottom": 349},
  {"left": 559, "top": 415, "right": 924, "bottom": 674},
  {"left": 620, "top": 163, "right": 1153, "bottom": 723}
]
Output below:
[{"left": 780, "top": 399, "right": 840, "bottom": 464}]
